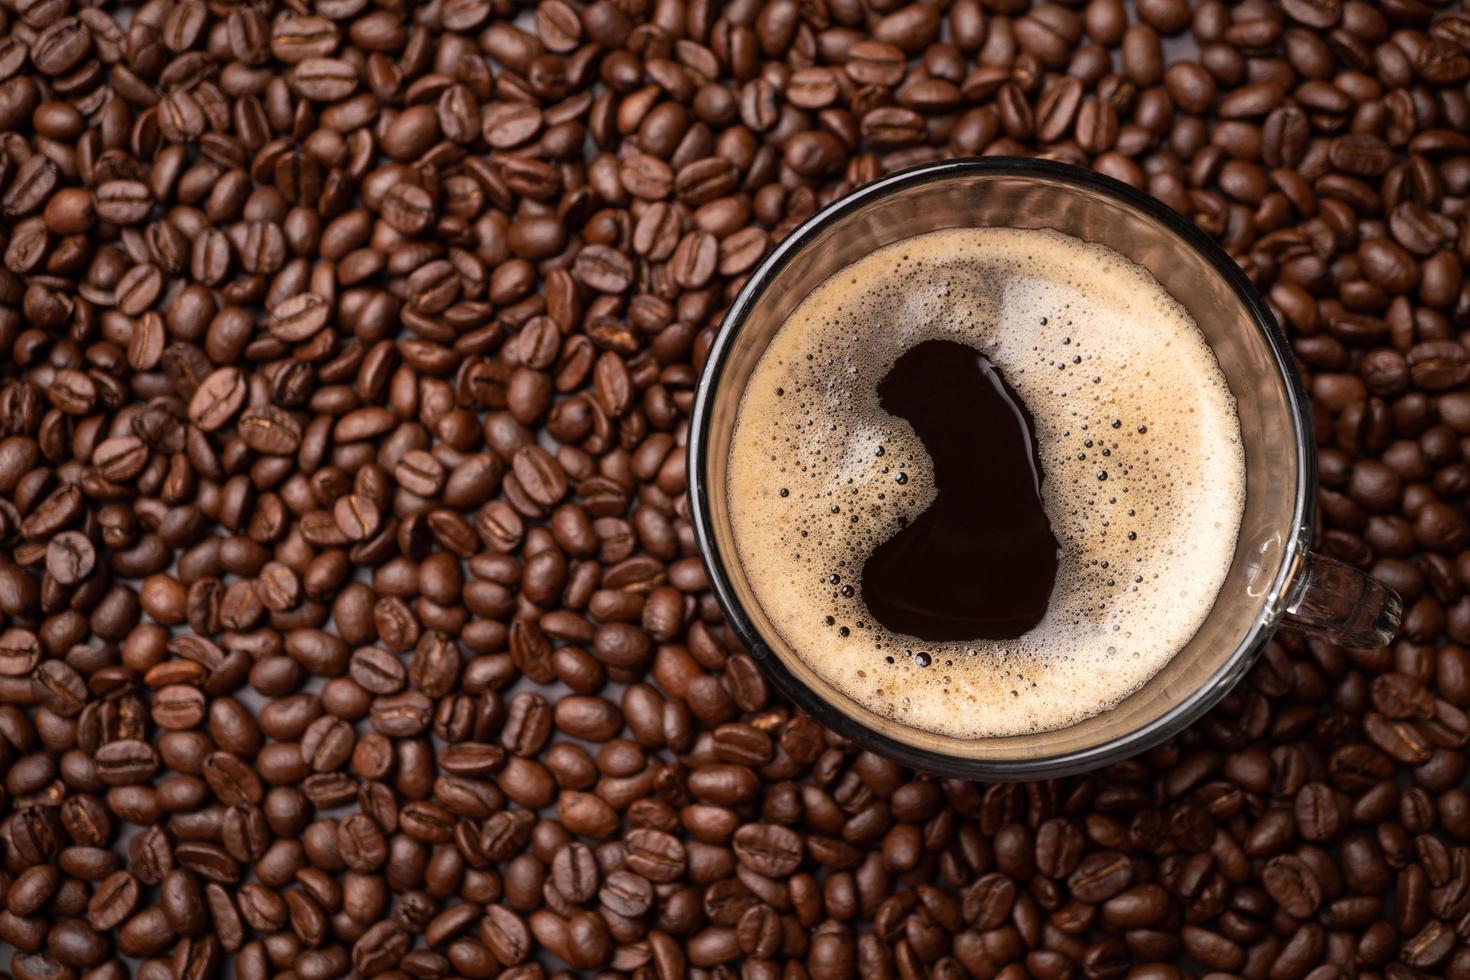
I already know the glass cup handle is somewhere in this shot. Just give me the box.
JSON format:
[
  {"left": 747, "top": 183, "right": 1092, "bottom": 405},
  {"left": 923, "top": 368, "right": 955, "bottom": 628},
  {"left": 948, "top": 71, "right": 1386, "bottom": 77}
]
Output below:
[{"left": 1283, "top": 551, "right": 1402, "bottom": 649}]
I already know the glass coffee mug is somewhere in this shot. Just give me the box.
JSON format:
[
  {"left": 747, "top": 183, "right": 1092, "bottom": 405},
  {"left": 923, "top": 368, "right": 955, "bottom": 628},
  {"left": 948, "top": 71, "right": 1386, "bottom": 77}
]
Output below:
[{"left": 687, "top": 159, "right": 1402, "bottom": 779}]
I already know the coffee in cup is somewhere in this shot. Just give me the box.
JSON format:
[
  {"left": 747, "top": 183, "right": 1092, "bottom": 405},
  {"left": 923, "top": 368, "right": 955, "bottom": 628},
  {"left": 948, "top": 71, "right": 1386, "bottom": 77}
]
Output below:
[{"left": 726, "top": 226, "right": 1246, "bottom": 737}]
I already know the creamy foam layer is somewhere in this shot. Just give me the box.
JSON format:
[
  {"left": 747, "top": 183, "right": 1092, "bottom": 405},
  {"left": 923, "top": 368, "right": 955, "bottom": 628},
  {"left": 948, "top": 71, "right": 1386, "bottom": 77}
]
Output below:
[{"left": 728, "top": 227, "right": 1246, "bottom": 737}]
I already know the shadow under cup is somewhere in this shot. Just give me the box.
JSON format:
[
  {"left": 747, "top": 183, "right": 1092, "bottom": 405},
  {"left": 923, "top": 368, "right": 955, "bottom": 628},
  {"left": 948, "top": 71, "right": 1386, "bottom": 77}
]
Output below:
[{"left": 688, "top": 159, "right": 1316, "bottom": 779}]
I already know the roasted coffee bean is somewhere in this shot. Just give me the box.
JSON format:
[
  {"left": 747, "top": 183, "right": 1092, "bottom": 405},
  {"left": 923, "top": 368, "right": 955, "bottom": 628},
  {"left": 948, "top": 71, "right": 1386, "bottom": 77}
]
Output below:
[
  {"left": 733, "top": 823, "right": 804, "bottom": 877},
  {"left": 95, "top": 181, "right": 154, "bottom": 224},
  {"left": 189, "top": 368, "right": 247, "bottom": 431},
  {"left": 88, "top": 871, "right": 141, "bottom": 931}
]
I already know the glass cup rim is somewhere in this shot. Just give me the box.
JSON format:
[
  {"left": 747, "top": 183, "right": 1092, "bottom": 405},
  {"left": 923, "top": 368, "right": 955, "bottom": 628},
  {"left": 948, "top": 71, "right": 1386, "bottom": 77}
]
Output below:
[{"left": 687, "top": 157, "right": 1317, "bottom": 778}]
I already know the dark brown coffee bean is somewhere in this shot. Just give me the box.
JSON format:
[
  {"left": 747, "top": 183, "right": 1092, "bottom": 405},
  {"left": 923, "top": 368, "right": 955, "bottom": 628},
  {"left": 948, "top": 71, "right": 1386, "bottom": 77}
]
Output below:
[
  {"left": 46, "top": 530, "right": 94, "bottom": 585},
  {"left": 1262, "top": 855, "right": 1323, "bottom": 917},
  {"left": 573, "top": 244, "right": 634, "bottom": 294},
  {"left": 88, "top": 871, "right": 140, "bottom": 932},
  {"left": 268, "top": 292, "right": 331, "bottom": 342},
  {"left": 290, "top": 57, "right": 359, "bottom": 100},
  {"left": 189, "top": 368, "right": 247, "bottom": 430},
  {"left": 238, "top": 406, "right": 302, "bottom": 455},
  {"left": 551, "top": 842, "right": 599, "bottom": 903},
  {"left": 34, "top": 660, "right": 86, "bottom": 716},
  {"left": 733, "top": 823, "right": 804, "bottom": 877},
  {"left": 625, "top": 828, "right": 687, "bottom": 882},
  {"left": 94, "top": 181, "right": 153, "bottom": 224}
]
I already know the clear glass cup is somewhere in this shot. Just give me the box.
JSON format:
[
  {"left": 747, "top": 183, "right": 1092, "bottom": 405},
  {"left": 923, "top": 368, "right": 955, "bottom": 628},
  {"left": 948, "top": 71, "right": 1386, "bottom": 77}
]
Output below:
[{"left": 688, "top": 159, "right": 1402, "bottom": 780}]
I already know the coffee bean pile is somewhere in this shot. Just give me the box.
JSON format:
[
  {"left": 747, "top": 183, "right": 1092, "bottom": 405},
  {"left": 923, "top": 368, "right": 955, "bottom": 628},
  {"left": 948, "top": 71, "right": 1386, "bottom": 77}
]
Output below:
[{"left": 1, "top": 0, "right": 1470, "bottom": 976}]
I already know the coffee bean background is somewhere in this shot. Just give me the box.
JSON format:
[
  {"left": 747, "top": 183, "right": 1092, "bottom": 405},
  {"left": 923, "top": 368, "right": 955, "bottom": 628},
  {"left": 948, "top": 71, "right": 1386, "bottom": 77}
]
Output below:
[{"left": 0, "top": 0, "right": 1469, "bottom": 977}]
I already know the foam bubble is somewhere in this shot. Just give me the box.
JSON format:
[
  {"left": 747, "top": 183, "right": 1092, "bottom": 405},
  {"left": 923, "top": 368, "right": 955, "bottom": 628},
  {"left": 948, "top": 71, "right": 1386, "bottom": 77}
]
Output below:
[{"left": 727, "top": 227, "right": 1246, "bottom": 737}]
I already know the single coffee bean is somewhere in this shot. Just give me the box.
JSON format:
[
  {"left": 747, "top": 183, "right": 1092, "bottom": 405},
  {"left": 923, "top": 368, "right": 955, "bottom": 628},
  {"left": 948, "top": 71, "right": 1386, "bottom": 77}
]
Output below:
[{"left": 189, "top": 368, "right": 247, "bottom": 430}]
